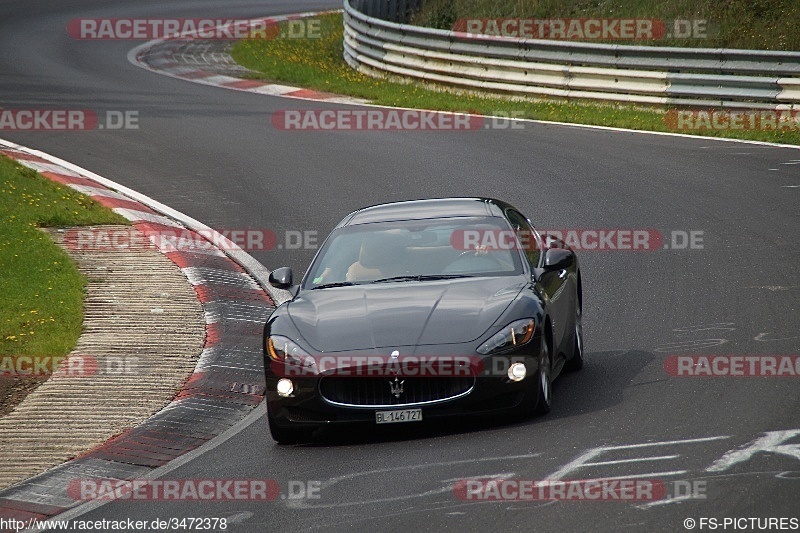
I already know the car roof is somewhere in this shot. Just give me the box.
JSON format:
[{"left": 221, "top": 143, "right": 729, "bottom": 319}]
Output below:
[{"left": 337, "top": 198, "right": 515, "bottom": 227}]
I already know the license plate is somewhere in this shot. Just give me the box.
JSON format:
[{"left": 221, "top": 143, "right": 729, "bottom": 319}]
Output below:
[{"left": 375, "top": 409, "right": 422, "bottom": 424}]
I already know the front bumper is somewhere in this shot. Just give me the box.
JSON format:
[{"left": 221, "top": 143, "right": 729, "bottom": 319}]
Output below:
[{"left": 264, "top": 342, "right": 544, "bottom": 429}]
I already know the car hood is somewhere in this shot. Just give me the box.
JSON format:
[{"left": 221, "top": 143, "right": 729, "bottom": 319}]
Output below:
[{"left": 287, "top": 277, "right": 526, "bottom": 352}]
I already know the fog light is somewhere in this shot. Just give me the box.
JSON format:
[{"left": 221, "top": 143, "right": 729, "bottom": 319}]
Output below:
[
  {"left": 508, "top": 363, "right": 527, "bottom": 382},
  {"left": 276, "top": 378, "right": 294, "bottom": 397}
]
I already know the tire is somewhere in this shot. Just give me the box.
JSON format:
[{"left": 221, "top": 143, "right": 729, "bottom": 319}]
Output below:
[
  {"left": 533, "top": 341, "right": 552, "bottom": 415},
  {"left": 268, "top": 409, "right": 313, "bottom": 445},
  {"left": 564, "top": 300, "right": 585, "bottom": 372}
]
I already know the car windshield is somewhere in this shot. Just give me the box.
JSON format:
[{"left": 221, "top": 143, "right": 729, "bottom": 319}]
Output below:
[{"left": 303, "top": 216, "right": 524, "bottom": 289}]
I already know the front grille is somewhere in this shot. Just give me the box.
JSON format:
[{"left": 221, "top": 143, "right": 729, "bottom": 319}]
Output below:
[{"left": 319, "top": 376, "right": 475, "bottom": 407}]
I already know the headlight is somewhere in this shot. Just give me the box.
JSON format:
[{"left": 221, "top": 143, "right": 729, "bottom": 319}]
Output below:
[
  {"left": 477, "top": 318, "right": 536, "bottom": 355},
  {"left": 267, "top": 335, "right": 310, "bottom": 363}
]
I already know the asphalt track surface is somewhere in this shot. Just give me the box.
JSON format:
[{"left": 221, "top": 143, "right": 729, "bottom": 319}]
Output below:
[{"left": 1, "top": 1, "right": 799, "bottom": 531}]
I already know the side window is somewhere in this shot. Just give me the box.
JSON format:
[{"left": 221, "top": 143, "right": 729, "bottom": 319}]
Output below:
[{"left": 505, "top": 210, "right": 542, "bottom": 268}]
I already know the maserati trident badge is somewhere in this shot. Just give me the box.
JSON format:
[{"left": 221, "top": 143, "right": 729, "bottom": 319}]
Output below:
[{"left": 389, "top": 377, "right": 404, "bottom": 399}]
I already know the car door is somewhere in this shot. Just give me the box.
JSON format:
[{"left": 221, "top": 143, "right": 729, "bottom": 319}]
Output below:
[{"left": 505, "top": 209, "right": 570, "bottom": 363}]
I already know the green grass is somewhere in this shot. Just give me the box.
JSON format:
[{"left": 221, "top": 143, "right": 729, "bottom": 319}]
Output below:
[
  {"left": 0, "top": 155, "right": 127, "bottom": 358},
  {"left": 412, "top": 0, "right": 800, "bottom": 50},
  {"left": 231, "top": 13, "right": 800, "bottom": 145}
]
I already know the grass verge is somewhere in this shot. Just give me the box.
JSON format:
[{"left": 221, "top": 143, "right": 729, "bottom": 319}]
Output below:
[
  {"left": 231, "top": 13, "right": 800, "bottom": 146},
  {"left": 0, "top": 154, "right": 127, "bottom": 360}
]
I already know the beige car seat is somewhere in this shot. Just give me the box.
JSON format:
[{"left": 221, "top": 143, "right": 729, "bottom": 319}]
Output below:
[{"left": 346, "top": 233, "right": 407, "bottom": 282}]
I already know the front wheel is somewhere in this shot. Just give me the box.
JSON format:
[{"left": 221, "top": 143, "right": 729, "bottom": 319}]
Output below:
[
  {"left": 533, "top": 342, "right": 552, "bottom": 415},
  {"left": 564, "top": 302, "right": 585, "bottom": 372}
]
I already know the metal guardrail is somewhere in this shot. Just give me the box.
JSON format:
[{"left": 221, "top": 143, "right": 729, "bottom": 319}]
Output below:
[{"left": 343, "top": 0, "right": 800, "bottom": 109}]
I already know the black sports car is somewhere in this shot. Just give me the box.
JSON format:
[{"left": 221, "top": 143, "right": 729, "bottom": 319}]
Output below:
[{"left": 263, "top": 198, "right": 583, "bottom": 443}]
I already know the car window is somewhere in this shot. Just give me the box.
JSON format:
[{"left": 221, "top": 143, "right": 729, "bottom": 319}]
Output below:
[
  {"left": 303, "top": 217, "right": 524, "bottom": 288},
  {"left": 505, "top": 209, "right": 542, "bottom": 268}
]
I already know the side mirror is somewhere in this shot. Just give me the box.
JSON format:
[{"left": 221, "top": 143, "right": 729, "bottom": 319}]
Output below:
[
  {"left": 268, "top": 267, "right": 293, "bottom": 289},
  {"left": 543, "top": 248, "right": 573, "bottom": 271}
]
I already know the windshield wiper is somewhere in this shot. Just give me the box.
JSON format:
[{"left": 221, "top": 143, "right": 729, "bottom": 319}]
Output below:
[
  {"left": 370, "top": 274, "right": 473, "bottom": 284},
  {"left": 309, "top": 281, "right": 357, "bottom": 290}
]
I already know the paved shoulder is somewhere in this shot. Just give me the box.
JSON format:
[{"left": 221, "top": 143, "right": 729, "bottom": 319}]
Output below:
[
  {"left": 0, "top": 225, "right": 205, "bottom": 490},
  {"left": 0, "top": 143, "right": 274, "bottom": 526}
]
